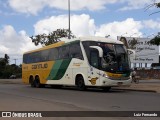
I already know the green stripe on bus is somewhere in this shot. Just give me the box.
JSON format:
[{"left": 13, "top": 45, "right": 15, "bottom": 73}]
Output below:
[{"left": 47, "top": 59, "right": 71, "bottom": 80}]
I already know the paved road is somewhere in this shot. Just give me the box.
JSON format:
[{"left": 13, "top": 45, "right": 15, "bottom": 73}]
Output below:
[
  {"left": 0, "top": 81, "right": 160, "bottom": 120},
  {"left": 139, "top": 79, "right": 160, "bottom": 83}
]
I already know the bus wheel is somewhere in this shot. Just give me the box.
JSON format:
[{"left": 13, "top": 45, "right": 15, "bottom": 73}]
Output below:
[
  {"left": 29, "top": 76, "right": 35, "bottom": 87},
  {"left": 102, "top": 87, "right": 111, "bottom": 92},
  {"left": 76, "top": 76, "right": 86, "bottom": 91},
  {"left": 34, "top": 77, "right": 41, "bottom": 88}
]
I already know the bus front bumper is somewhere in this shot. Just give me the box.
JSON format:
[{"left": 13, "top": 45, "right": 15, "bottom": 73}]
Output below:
[{"left": 101, "top": 77, "right": 132, "bottom": 87}]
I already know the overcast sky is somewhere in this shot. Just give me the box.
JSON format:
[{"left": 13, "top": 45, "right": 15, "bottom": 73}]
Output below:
[{"left": 0, "top": 0, "right": 160, "bottom": 64}]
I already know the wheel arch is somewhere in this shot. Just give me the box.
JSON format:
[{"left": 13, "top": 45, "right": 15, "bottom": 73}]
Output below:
[
  {"left": 75, "top": 73, "right": 86, "bottom": 86},
  {"left": 29, "top": 75, "right": 34, "bottom": 84},
  {"left": 34, "top": 74, "right": 41, "bottom": 83},
  {"left": 35, "top": 75, "right": 40, "bottom": 80}
]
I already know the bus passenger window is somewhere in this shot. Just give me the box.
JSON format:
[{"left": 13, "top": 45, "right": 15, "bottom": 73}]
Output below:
[
  {"left": 23, "top": 54, "right": 28, "bottom": 63},
  {"left": 41, "top": 50, "right": 49, "bottom": 62},
  {"left": 58, "top": 46, "right": 69, "bottom": 59},
  {"left": 49, "top": 48, "right": 58, "bottom": 60},
  {"left": 69, "top": 43, "right": 83, "bottom": 60}
]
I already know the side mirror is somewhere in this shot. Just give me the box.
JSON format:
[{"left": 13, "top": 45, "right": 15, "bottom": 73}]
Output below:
[{"left": 89, "top": 46, "right": 103, "bottom": 57}]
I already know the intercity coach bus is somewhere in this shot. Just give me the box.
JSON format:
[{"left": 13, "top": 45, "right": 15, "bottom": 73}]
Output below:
[{"left": 22, "top": 36, "right": 133, "bottom": 91}]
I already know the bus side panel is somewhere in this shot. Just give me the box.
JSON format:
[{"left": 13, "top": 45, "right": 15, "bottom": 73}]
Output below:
[
  {"left": 22, "top": 61, "right": 55, "bottom": 84},
  {"left": 46, "top": 59, "right": 73, "bottom": 85},
  {"left": 71, "top": 59, "right": 89, "bottom": 86},
  {"left": 22, "top": 64, "right": 30, "bottom": 84},
  {"left": 87, "top": 67, "right": 100, "bottom": 86},
  {"left": 46, "top": 59, "right": 71, "bottom": 80},
  {"left": 46, "top": 58, "right": 88, "bottom": 86}
]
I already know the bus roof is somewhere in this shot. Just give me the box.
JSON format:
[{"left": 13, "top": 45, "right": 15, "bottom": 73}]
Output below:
[
  {"left": 24, "top": 36, "right": 123, "bottom": 54},
  {"left": 63, "top": 36, "right": 123, "bottom": 44},
  {"left": 24, "top": 41, "right": 65, "bottom": 54}
]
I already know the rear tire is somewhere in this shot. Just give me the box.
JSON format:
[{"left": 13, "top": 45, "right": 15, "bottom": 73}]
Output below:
[
  {"left": 76, "top": 76, "right": 86, "bottom": 91},
  {"left": 34, "top": 77, "right": 43, "bottom": 88},
  {"left": 29, "top": 76, "right": 35, "bottom": 88}
]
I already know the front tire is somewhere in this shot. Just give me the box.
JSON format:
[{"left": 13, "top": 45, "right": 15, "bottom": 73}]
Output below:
[{"left": 76, "top": 76, "right": 86, "bottom": 91}]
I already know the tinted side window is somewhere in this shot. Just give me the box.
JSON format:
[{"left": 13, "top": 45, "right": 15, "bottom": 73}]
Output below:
[
  {"left": 23, "top": 54, "right": 27, "bottom": 63},
  {"left": 23, "top": 42, "right": 84, "bottom": 63},
  {"left": 49, "top": 48, "right": 59, "bottom": 60},
  {"left": 58, "top": 46, "right": 69, "bottom": 59},
  {"left": 69, "top": 43, "right": 83, "bottom": 60},
  {"left": 28, "top": 52, "right": 41, "bottom": 63},
  {"left": 23, "top": 51, "right": 41, "bottom": 63},
  {"left": 34, "top": 52, "right": 41, "bottom": 63},
  {"left": 41, "top": 50, "right": 49, "bottom": 62}
]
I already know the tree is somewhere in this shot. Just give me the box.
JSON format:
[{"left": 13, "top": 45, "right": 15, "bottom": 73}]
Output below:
[
  {"left": 120, "top": 37, "right": 138, "bottom": 49},
  {"left": 4, "top": 54, "right": 9, "bottom": 65},
  {"left": 144, "top": 2, "right": 160, "bottom": 16},
  {"left": 0, "top": 54, "right": 9, "bottom": 69},
  {"left": 149, "top": 33, "right": 160, "bottom": 46},
  {"left": 150, "top": 33, "right": 160, "bottom": 68},
  {"left": 31, "top": 29, "right": 75, "bottom": 46},
  {"left": 0, "top": 58, "right": 6, "bottom": 70},
  {"left": 0, "top": 54, "right": 22, "bottom": 79}
]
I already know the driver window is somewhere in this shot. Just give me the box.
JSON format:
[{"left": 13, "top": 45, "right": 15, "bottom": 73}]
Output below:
[{"left": 90, "top": 50, "right": 99, "bottom": 68}]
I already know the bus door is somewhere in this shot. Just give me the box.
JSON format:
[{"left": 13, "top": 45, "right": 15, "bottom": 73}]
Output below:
[{"left": 88, "top": 49, "right": 100, "bottom": 86}]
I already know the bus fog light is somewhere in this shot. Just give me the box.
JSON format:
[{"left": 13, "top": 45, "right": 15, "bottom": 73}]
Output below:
[{"left": 103, "top": 81, "right": 106, "bottom": 84}]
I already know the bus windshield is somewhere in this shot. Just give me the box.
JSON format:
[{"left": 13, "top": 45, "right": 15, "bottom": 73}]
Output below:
[
  {"left": 100, "top": 43, "right": 130, "bottom": 73},
  {"left": 82, "top": 41, "right": 130, "bottom": 74}
]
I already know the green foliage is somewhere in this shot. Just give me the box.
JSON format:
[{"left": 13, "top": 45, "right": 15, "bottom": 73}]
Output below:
[
  {"left": 4, "top": 54, "right": 9, "bottom": 64},
  {"left": 0, "top": 54, "right": 22, "bottom": 79},
  {"left": 0, "top": 58, "right": 6, "bottom": 69},
  {"left": 31, "top": 29, "right": 75, "bottom": 46},
  {"left": 129, "top": 38, "right": 138, "bottom": 49},
  {"left": 149, "top": 34, "right": 160, "bottom": 46}
]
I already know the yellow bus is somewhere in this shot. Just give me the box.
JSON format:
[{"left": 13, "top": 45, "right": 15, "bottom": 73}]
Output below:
[{"left": 22, "top": 36, "right": 133, "bottom": 91}]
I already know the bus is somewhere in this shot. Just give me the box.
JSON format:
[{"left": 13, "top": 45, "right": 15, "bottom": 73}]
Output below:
[{"left": 22, "top": 36, "right": 133, "bottom": 91}]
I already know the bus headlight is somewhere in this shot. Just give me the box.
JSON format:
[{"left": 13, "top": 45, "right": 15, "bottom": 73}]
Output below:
[
  {"left": 105, "top": 76, "right": 109, "bottom": 78},
  {"left": 102, "top": 73, "right": 108, "bottom": 78}
]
